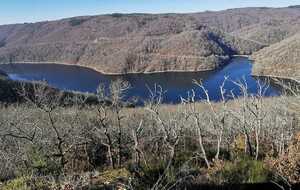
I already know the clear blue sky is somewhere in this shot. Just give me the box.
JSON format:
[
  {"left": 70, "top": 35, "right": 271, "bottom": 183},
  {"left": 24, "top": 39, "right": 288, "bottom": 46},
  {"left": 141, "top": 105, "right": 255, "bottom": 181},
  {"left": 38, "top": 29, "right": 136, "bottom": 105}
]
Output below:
[{"left": 1, "top": 0, "right": 300, "bottom": 25}]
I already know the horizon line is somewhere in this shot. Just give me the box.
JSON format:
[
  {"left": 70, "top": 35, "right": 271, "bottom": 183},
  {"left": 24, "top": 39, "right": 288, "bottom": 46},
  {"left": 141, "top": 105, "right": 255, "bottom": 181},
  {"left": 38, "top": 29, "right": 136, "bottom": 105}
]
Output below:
[{"left": 0, "top": 4, "right": 298, "bottom": 26}]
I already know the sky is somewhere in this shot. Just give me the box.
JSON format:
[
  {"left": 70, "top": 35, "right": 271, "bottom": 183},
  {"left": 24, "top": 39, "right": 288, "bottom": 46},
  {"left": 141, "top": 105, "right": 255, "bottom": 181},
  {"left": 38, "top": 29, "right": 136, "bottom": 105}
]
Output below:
[{"left": 0, "top": 0, "right": 300, "bottom": 25}]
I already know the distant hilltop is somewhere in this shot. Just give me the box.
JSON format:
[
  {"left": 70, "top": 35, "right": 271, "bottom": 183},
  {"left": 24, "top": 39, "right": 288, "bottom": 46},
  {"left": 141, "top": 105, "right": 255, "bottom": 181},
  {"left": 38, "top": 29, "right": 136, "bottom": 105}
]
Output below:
[{"left": 288, "top": 5, "right": 300, "bottom": 8}]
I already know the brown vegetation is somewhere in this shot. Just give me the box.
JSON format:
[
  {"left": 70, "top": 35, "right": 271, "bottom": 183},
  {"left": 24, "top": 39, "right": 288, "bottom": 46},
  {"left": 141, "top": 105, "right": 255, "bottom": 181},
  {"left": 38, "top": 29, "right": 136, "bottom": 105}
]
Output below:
[
  {"left": 0, "top": 80, "right": 299, "bottom": 189},
  {"left": 252, "top": 33, "right": 300, "bottom": 82},
  {"left": 1, "top": 7, "right": 300, "bottom": 74}
]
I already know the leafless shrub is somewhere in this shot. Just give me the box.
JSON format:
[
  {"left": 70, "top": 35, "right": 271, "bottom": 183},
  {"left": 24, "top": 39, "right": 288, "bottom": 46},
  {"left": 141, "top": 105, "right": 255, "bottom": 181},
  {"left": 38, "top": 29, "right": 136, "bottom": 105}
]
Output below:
[{"left": 0, "top": 78, "right": 299, "bottom": 189}]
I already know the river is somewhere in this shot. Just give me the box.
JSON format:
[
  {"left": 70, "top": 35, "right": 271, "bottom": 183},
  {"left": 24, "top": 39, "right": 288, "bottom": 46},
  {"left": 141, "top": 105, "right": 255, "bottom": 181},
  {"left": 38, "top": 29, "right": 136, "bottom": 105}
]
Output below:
[{"left": 0, "top": 57, "right": 281, "bottom": 104}]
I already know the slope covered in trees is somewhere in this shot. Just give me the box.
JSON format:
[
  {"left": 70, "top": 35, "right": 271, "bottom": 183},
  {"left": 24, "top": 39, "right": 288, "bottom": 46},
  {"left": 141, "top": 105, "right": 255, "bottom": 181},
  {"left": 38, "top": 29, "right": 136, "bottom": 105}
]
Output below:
[
  {"left": 252, "top": 33, "right": 300, "bottom": 82},
  {"left": 0, "top": 27, "right": 263, "bottom": 74},
  {"left": 0, "top": 6, "right": 300, "bottom": 74}
]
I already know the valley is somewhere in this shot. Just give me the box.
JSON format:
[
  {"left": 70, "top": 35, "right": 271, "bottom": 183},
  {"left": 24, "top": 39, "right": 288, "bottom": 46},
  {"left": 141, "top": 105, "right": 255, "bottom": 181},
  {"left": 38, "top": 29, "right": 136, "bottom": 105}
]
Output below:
[
  {"left": 0, "top": 6, "right": 300, "bottom": 80},
  {"left": 0, "top": 3, "right": 300, "bottom": 190}
]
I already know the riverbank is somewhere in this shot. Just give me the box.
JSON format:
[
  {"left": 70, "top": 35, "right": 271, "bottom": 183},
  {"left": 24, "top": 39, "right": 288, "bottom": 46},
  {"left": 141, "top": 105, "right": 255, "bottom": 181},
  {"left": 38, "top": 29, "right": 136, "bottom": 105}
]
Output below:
[
  {"left": 2, "top": 55, "right": 251, "bottom": 76},
  {"left": 4, "top": 60, "right": 223, "bottom": 76},
  {"left": 0, "top": 69, "right": 8, "bottom": 79},
  {"left": 251, "top": 55, "right": 300, "bottom": 84},
  {"left": 0, "top": 77, "right": 100, "bottom": 105},
  {"left": 251, "top": 74, "right": 300, "bottom": 86},
  {"left": 2, "top": 54, "right": 242, "bottom": 76}
]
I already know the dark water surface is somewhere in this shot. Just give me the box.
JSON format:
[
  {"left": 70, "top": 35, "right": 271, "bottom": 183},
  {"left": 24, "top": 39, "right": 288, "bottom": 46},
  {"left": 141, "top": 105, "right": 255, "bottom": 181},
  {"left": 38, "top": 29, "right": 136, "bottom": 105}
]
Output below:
[{"left": 0, "top": 57, "right": 281, "bottom": 104}]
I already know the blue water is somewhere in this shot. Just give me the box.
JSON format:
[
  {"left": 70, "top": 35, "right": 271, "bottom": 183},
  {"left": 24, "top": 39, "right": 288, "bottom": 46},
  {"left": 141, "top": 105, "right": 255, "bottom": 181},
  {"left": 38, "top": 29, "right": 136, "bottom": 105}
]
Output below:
[{"left": 0, "top": 57, "right": 281, "bottom": 104}]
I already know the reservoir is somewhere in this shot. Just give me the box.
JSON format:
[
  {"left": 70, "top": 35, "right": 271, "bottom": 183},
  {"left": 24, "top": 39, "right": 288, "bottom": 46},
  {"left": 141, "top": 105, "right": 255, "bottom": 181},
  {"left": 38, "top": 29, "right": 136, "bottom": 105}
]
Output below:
[{"left": 0, "top": 57, "right": 281, "bottom": 104}]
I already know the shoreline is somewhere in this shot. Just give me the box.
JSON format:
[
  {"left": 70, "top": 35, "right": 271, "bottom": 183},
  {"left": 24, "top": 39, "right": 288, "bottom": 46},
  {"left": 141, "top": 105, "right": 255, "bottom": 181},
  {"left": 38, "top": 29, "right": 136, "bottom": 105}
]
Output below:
[
  {"left": 232, "top": 54, "right": 250, "bottom": 58},
  {"left": 2, "top": 55, "right": 248, "bottom": 76},
  {"left": 251, "top": 73, "right": 300, "bottom": 85},
  {"left": 3, "top": 57, "right": 299, "bottom": 86},
  {"left": 2, "top": 61, "right": 219, "bottom": 75},
  {"left": 0, "top": 69, "right": 8, "bottom": 78},
  {"left": 249, "top": 58, "right": 300, "bottom": 85}
]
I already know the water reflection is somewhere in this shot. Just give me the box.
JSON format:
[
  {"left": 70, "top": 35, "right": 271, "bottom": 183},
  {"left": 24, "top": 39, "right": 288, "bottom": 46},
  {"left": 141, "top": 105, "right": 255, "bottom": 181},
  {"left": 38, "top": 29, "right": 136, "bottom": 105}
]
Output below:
[{"left": 0, "top": 57, "right": 281, "bottom": 104}]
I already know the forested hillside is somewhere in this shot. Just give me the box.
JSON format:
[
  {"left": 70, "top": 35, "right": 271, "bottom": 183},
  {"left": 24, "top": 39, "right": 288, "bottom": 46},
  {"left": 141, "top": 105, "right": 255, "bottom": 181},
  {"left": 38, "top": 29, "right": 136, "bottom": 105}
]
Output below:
[
  {"left": 0, "top": 7, "right": 300, "bottom": 74},
  {"left": 252, "top": 32, "right": 300, "bottom": 82}
]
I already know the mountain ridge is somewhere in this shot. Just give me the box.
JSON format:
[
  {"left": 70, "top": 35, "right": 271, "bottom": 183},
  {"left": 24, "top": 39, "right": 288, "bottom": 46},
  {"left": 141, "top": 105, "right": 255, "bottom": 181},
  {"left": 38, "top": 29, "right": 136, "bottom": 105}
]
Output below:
[{"left": 0, "top": 6, "right": 299, "bottom": 76}]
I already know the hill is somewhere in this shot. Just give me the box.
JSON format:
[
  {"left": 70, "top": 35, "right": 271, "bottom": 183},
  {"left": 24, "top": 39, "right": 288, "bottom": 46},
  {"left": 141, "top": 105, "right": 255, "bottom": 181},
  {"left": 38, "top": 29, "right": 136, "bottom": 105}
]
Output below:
[
  {"left": 0, "top": 7, "right": 300, "bottom": 74},
  {"left": 252, "top": 33, "right": 300, "bottom": 82},
  {"left": 0, "top": 26, "right": 263, "bottom": 74},
  {"left": 232, "top": 20, "right": 300, "bottom": 45}
]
